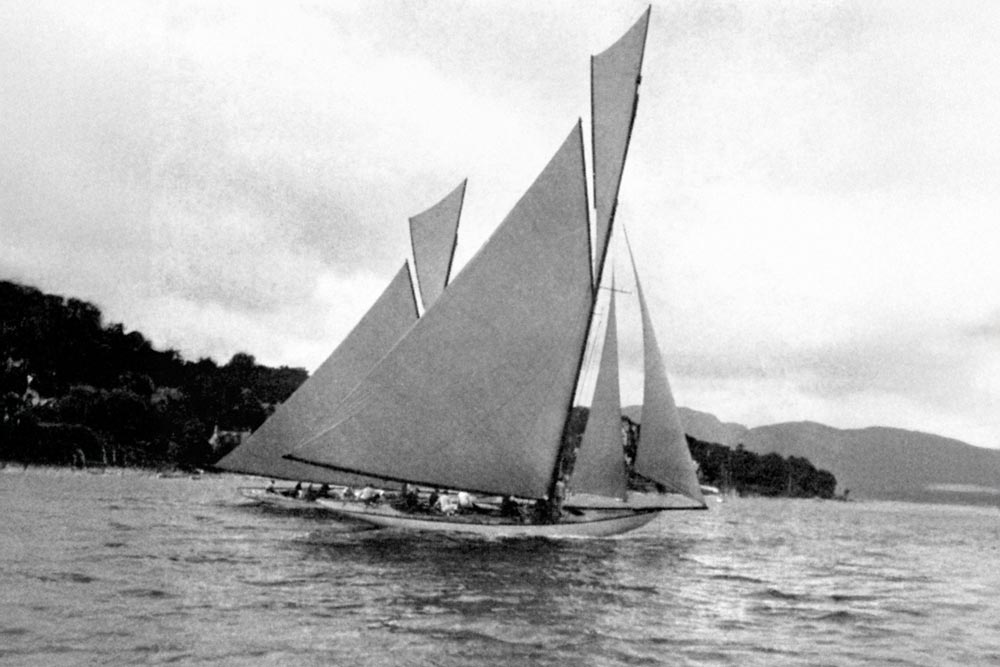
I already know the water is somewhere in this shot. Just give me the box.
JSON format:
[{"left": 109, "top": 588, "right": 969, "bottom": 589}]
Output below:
[{"left": 2, "top": 468, "right": 998, "bottom": 666}]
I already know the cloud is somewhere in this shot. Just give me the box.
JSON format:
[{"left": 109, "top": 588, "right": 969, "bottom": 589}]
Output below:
[
  {"left": 966, "top": 314, "right": 1000, "bottom": 340},
  {"left": 1, "top": 2, "right": 154, "bottom": 310},
  {"left": 640, "top": 1, "right": 1000, "bottom": 197},
  {"left": 1, "top": 1, "right": 997, "bottom": 449}
]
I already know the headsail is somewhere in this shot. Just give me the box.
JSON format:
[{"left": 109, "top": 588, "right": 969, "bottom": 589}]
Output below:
[
  {"left": 591, "top": 8, "right": 650, "bottom": 284},
  {"left": 215, "top": 263, "right": 418, "bottom": 484},
  {"left": 570, "top": 284, "right": 628, "bottom": 500},
  {"left": 289, "top": 123, "right": 593, "bottom": 498},
  {"left": 625, "top": 235, "right": 705, "bottom": 505},
  {"left": 409, "top": 180, "right": 466, "bottom": 310}
]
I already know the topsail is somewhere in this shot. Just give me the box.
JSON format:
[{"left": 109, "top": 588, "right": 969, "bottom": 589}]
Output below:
[
  {"left": 591, "top": 7, "right": 650, "bottom": 283},
  {"left": 409, "top": 180, "right": 466, "bottom": 310}
]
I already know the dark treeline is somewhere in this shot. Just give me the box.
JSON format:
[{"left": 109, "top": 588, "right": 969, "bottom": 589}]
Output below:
[
  {"left": 1, "top": 280, "right": 305, "bottom": 470},
  {"left": 565, "top": 409, "right": 837, "bottom": 499},
  {"left": 3, "top": 279, "right": 839, "bottom": 497},
  {"left": 686, "top": 434, "right": 837, "bottom": 498}
]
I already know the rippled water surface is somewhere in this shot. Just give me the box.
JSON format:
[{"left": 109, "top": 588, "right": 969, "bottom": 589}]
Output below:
[{"left": 2, "top": 468, "right": 998, "bottom": 666}]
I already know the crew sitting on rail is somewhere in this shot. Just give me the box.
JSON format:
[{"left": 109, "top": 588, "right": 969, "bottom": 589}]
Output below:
[
  {"left": 434, "top": 493, "right": 459, "bottom": 515},
  {"left": 500, "top": 496, "right": 519, "bottom": 518},
  {"left": 399, "top": 483, "right": 420, "bottom": 511},
  {"left": 358, "top": 485, "right": 383, "bottom": 505}
]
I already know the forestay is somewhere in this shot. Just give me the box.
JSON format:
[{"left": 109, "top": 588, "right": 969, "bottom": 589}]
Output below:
[{"left": 289, "top": 123, "right": 593, "bottom": 499}]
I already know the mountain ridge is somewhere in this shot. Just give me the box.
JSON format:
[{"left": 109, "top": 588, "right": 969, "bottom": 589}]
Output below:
[{"left": 624, "top": 405, "right": 1000, "bottom": 506}]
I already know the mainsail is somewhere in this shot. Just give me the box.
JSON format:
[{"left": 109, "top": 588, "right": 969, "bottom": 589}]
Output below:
[
  {"left": 570, "top": 285, "right": 628, "bottom": 500},
  {"left": 215, "top": 263, "right": 418, "bottom": 483},
  {"left": 289, "top": 123, "right": 593, "bottom": 498},
  {"left": 626, "top": 237, "right": 705, "bottom": 505},
  {"left": 591, "top": 8, "right": 650, "bottom": 283},
  {"left": 409, "top": 180, "right": 466, "bottom": 310}
]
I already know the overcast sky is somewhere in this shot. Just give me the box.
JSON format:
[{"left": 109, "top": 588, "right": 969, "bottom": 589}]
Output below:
[{"left": 2, "top": 0, "right": 998, "bottom": 449}]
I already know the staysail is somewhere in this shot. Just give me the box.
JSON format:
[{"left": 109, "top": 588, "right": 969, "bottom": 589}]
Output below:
[
  {"left": 215, "top": 263, "right": 418, "bottom": 483},
  {"left": 289, "top": 123, "right": 593, "bottom": 498},
  {"left": 409, "top": 180, "right": 466, "bottom": 310},
  {"left": 591, "top": 8, "right": 650, "bottom": 283},
  {"left": 625, "top": 236, "right": 705, "bottom": 504},
  {"left": 570, "top": 285, "right": 628, "bottom": 499}
]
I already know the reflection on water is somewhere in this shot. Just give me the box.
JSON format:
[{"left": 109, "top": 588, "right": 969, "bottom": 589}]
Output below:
[
  {"left": 2, "top": 468, "right": 999, "bottom": 666},
  {"left": 288, "top": 532, "right": 699, "bottom": 665},
  {"left": 302, "top": 533, "right": 629, "bottom": 624}
]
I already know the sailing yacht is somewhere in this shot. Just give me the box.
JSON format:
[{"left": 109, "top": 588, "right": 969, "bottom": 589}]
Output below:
[{"left": 219, "top": 8, "right": 707, "bottom": 536}]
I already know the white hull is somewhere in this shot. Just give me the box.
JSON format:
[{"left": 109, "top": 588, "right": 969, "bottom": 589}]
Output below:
[{"left": 314, "top": 498, "right": 661, "bottom": 537}]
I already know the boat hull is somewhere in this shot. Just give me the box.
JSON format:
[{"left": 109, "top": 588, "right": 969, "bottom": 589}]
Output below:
[
  {"left": 314, "top": 498, "right": 661, "bottom": 537},
  {"left": 240, "top": 487, "right": 382, "bottom": 532}
]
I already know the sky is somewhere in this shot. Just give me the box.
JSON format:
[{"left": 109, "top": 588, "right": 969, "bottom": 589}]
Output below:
[{"left": 2, "top": 0, "right": 998, "bottom": 450}]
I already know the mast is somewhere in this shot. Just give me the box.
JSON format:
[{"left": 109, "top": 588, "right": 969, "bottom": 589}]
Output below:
[{"left": 545, "top": 8, "right": 652, "bottom": 511}]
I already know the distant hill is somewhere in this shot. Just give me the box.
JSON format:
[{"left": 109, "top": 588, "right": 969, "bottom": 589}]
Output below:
[{"left": 625, "top": 405, "right": 1000, "bottom": 506}]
